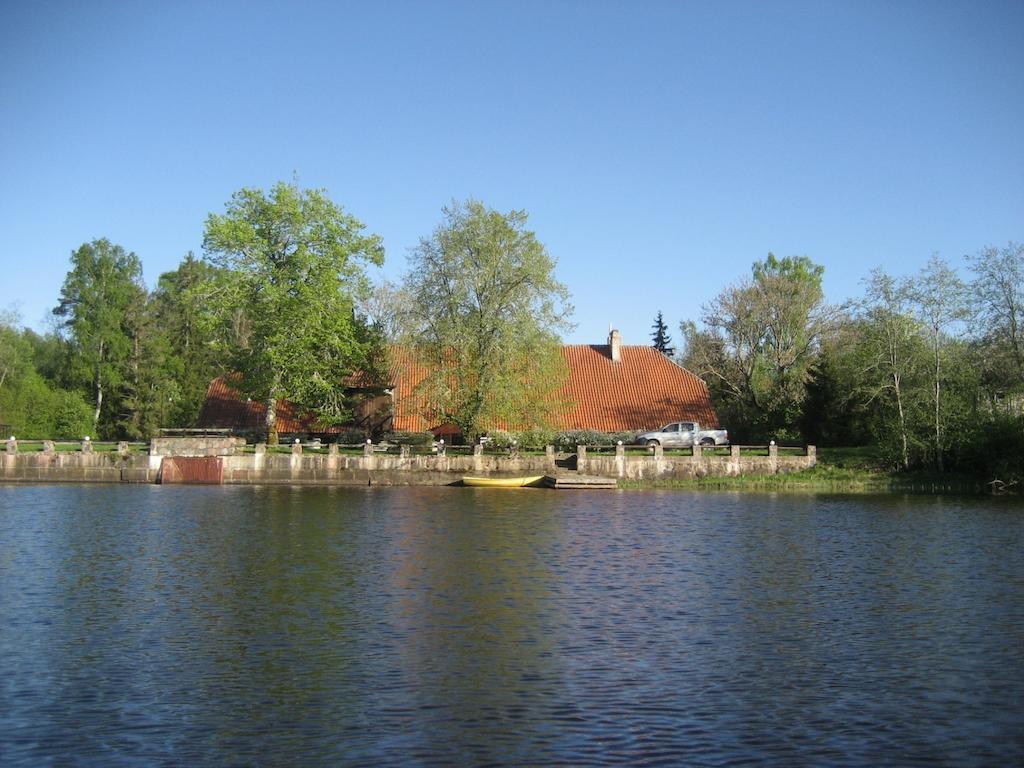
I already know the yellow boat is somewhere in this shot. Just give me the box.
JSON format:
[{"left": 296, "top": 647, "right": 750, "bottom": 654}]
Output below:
[{"left": 462, "top": 475, "right": 547, "bottom": 488}]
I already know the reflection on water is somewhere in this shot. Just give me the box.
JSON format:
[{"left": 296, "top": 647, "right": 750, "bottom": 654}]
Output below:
[{"left": 1, "top": 485, "right": 1022, "bottom": 765}]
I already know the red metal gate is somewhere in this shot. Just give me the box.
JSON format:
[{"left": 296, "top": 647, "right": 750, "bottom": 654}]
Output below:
[{"left": 158, "top": 456, "right": 224, "bottom": 484}]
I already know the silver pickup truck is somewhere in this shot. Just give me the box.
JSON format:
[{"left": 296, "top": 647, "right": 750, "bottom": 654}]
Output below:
[{"left": 635, "top": 421, "right": 730, "bottom": 447}]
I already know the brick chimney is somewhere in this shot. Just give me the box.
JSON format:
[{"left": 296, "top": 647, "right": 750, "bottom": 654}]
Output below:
[{"left": 608, "top": 328, "right": 622, "bottom": 362}]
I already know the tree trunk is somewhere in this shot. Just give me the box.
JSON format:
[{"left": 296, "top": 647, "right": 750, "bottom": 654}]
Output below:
[
  {"left": 892, "top": 371, "right": 910, "bottom": 471},
  {"left": 933, "top": 336, "right": 943, "bottom": 472},
  {"left": 93, "top": 369, "right": 103, "bottom": 432},
  {"left": 265, "top": 393, "right": 279, "bottom": 445}
]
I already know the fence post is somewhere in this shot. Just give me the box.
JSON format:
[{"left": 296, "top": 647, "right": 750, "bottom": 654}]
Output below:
[
  {"left": 328, "top": 443, "right": 339, "bottom": 457},
  {"left": 654, "top": 443, "right": 663, "bottom": 459},
  {"left": 6, "top": 436, "right": 16, "bottom": 454},
  {"left": 292, "top": 439, "right": 303, "bottom": 456},
  {"left": 806, "top": 444, "right": 817, "bottom": 467},
  {"left": 692, "top": 441, "right": 702, "bottom": 459},
  {"left": 81, "top": 437, "right": 93, "bottom": 454},
  {"left": 118, "top": 441, "right": 129, "bottom": 457},
  {"left": 43, "top": 440, "right": 55, "bottom": 455},
  {"left": 769, "top": 441, "right": 778, "bottom": 473},
  {"left": 545, "top": 445, "right": 555, "bottom": 471},
  {"left": 400, "top": 444, "right": 409, "bottom": 459},
  {"left": 363, "top": 440, "right": 373, "bottom": 458}
]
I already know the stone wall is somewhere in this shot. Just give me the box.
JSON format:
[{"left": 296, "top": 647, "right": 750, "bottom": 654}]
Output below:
[
  {"left": 149, "top": 436, "right": 247, "bottom": 457},
  {"left": 0, "top": 439, "right": 815, "bottom": 485},
  {"left": 576, "top": 443, "right": 816, "bottom": 480},
  {"left": 1, "top": 449, "right": 158, "bottom": 483}
]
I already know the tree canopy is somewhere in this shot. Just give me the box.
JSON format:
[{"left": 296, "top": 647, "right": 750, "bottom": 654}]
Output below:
[
  {"left": 681, "top": 253, "right": 834, "bottom": 441},
  {"left": 53, "top": 238, "right": 146, "bottom": 433},
  {"left": 402, "top": 199, "right": 573, "bottom": 441},
  {"left": 202, "top": 181, "right": 385, "bottom": 443}
]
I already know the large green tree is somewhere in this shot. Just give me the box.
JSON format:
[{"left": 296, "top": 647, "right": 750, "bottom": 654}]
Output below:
[
  {"left": 968, "top": 242, "right": 1024, "bottom": 390},
  {"left": 202, "top": 182, "right": 384, "bottom": 443},
  {"left": 150, "top": 253, "right": 225, "bottom": 426},
  {"left": 403, "top": 199, "right": 573, "bottom": 441},
  {"left": 681, "top": 253, "right": 834, "bottom": 440},
  {"left": 908, "top": 254, "right": 970, "bottom": 471},
  {"left": 53, "top": 238, "right": 146, "bottom": 435}
]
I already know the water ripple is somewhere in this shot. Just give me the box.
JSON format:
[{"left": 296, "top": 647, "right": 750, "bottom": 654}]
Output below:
[{"left": 0, "top": 485, "right": 1022, "bottom": 765}]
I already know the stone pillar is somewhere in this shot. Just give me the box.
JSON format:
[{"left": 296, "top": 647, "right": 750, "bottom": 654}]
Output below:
[
  {"left": 730, "top": 444, "right": 741, "bottom": 476},
  {"left": 43, "top": 440, "right": 55, "bottom": 455},
  {"left": 326, "top": 441, "right": 339, "bottom": 471},
  {"left": 473, "top": 443, "right": 483, "bottom": 472},
  {"left": 292, "top": 440, "right": 303, "bottom": 455},
  {"left": 545, "top": 445, "right": 555, "bottom": 471},
  {"left": 437, "top": 440, "right": 446, "bottom": 456},
  {"left": 81, "top": 437, "right": 93, "bottom": 454},
  {"left": 400, "top": 444, "right": 409, "bottom": 459},
  {"left": 577, "top": 445, "right": 586, "bottom": 473},
  {"left": 615, "top": 442, "right": 625, "bottom": 459},
  {"left": 328, "top": 443, "right": 339, "bottom": 457},
  {"left": 254, "top": 442, "right": 266, "bottom": 472},
  {"left": 769, "top": 442, "right": 778, "bottom": 473},
  {"left": 692, "top": 441, "right": 702, "bottom": 459},
  {"left": 654, "top": 443, "right": 663, "bottom": 459},
  {"left": 510, "top": 441, "right": 519, "bottom": 459},
  {"left": 6, "top": 437, "right": 16, "bottom": 454},
  {"left": 363, "top": 441, "right": 373, "bottom": 458},
  {"left": 118, "top": 441, "right": 129, "bottom": 457},
  {"left": 806, "top": 444, "right": 817, "bottom": 467}
]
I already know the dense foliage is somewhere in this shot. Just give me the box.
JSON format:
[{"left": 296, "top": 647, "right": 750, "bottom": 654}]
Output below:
[
  {"left": 402, "top": 199, "right": 573, "bottom": 442},
  {"left": 681, "top": 244, "right": 1024, "bottom": 481},
  {"left": 202, "top": 182, "right": 385, "bottom": 444},
  {"left": 1, "top": 184, "right": 1018, "bottom": 486}
]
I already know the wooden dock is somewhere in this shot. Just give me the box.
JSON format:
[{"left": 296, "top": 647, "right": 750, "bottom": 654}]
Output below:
[{"left": 544, "top": 474, "right": 618, "bottom": 490}]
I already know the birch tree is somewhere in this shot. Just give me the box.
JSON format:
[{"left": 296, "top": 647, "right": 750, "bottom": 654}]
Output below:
[
  {"left": 908, "top": 254, "right": 969, "bottom": 471},
  {"left": 53, "top": 239, "right": 145, "bottom": 434}
]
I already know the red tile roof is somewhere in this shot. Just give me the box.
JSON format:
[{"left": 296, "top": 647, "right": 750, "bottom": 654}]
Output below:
[
  {"left": 559, "top": 345, "right": 718, "bottom": 430},
  {"left": 200, "top": 375, "right": 350, "bottom": 434},
  {"left": 200, "top": 343, "right": 718, "bottom": 435}
]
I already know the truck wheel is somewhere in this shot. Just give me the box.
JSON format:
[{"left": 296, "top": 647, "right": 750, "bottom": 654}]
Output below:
[{"left": 699, "top": 437, "right": 714, "bottom": 446}]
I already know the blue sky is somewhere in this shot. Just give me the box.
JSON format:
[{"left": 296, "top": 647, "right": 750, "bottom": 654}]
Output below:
[{"left": 1, "top": 0, "right": 1021, "bottom": 346}]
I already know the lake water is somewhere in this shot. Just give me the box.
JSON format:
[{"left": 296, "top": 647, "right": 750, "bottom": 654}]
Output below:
[{"left": 1, "top": 484, "right": 1022, "bottom": 766}]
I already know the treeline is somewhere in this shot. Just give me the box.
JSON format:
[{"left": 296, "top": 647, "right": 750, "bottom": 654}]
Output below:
[
  {"left": 0, "top": 185, "right": 568, "bottom": 446},
  {"left": 675, "top": 244, "right": 1024, "bottom": 480},
  {"left": 0, "top": 182, "right": 386, "bottom": 441},
  {"left": 0, "top": 246, "right": 223, "bottom": 440}
]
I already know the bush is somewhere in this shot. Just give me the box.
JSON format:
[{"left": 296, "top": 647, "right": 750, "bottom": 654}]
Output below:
[
  {"left": 483, "top": 429, "right": 515, "bottom": 449},
  {"left": 513, "top": 426, "right": 557, "bottom": 451},
  {"left": 552, "top": 430, "right": 642, "bottom": 451},
  {"left": 382, "top": 430, "right": 435, "bottom": 446},
  {"left": 332, "top": 428, "right": 370, "bottom": 445}
]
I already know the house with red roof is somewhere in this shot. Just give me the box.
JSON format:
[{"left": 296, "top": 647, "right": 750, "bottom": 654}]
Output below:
[{"left": 199, "top": 329, "right": 719, "bottom": 439}]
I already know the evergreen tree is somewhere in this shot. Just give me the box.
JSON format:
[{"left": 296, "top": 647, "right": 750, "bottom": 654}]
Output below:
[{"left": 651, "top": 311, "right": 675, "bottom": 356}]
